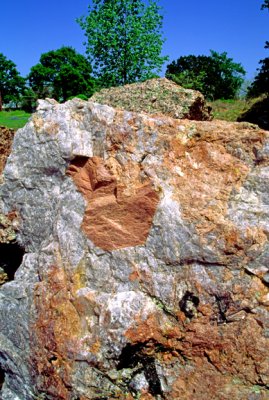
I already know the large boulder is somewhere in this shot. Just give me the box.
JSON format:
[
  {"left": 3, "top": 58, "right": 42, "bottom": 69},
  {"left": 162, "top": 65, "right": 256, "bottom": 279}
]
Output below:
[
  {"left": 90, "top": 78, "right": 212, "bottom": 121},
  {"left": 0, "top": 98, "right": 269, "bottom": 399}
]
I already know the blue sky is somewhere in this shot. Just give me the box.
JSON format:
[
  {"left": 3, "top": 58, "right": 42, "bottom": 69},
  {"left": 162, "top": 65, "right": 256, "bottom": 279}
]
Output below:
[{"left": 1, "top": 0, "right": 268, "bottom": 80}]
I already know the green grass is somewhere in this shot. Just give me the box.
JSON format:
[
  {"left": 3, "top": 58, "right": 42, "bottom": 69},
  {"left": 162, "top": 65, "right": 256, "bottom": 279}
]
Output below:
[
  {"left": 208, "top": 98, "right": 258, "bottom": 122},
  {"left": 0, "top": 110, "right": 31, "bottom": 130}
]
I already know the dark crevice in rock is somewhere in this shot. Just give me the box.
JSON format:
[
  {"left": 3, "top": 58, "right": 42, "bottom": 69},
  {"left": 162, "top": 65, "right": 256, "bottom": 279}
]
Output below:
[
  {"left": 179, "top": 291, "right": 200, "bottom": 319},
  {"left": 0, "top": 365, "right": 5, "bottom": 390},
  {"left": 204, "top": 351, "right": 213, "bottom": 365},
  {"left": 93, "top": 398, "right": 110, "bottom": 400},
  {"left": 117, "top": 342, "right": 164, "bottom": 397},
  {"left": 140, "top": 153, "right": 148, "bottom": 164},
  {"left": 143, "top": 356, "right": 163, "bottom": 397},
  {"left": 68, "top": 155, "right": 89, "bottom": 170},
  {"left": 244, "top": 267, "right": 269, "bottom": 288},
  {"left": 149, "top": 294, "right": 179, "bottom": 322},
  {"left": 261, "top": 278, "right": 269, "bottom": 288},
  {"left": 48, "top": 355, "right": 58, "bottom": 364},
  {"left": 211, "top": 292, "right": 245, "bottom": 325},
  {"left": 140, "top": 288, "right": 179, "bottom": 322},
  {"left": 178, "top": 259, "right": 227, "bottom": 267},
  {"left": 210, "top": 290, "right": 255, "bottom": 325},
  {"left": 215, "top": 293, "right": 230, "bottom": 324},
  {"left": 117, "top": 342, "right": 145, "bottom": 370},
  {"left": 0, "top": 241, "right": 25, "bottom": 282}
]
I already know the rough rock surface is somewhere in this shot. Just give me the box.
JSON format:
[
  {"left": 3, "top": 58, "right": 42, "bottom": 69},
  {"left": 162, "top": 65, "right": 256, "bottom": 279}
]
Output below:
[
  {"left": 90, "top": 78, "right": 212, "bottom": 121},
  {"left": 0, "top": 98, "right": 269, "bottom": 399}
]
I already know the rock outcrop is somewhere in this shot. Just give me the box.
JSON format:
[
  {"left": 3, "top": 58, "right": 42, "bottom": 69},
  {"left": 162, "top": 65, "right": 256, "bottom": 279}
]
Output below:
[
  {"left": 90, "top": 78, "right": 212, "bottom": 121},
  {"left": 0, "top": 98, "right": 269, "bottom": 399}
]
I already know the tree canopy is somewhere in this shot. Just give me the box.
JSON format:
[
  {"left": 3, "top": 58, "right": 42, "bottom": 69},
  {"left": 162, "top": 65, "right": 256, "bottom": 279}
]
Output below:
[
  {"left": 247, "top": 1, "right": 269, "bottom": 97},
  {"left": 28, "top": 46, "right": 95, "bottom": 102},
  {"left": 247, "top": 46, "right": 269, "bottom": 98},
  {"left": 77, "top": 0, "right": 168, "bottom": 88},
  {"left": 0, "top": 53, "right": 25, "bottom": 111},
  {"left": 166, "top": 51, "right": 246, "bottom": 100},
  {"left": 262, "top": 0, "right": 269, "bottom": 10}
]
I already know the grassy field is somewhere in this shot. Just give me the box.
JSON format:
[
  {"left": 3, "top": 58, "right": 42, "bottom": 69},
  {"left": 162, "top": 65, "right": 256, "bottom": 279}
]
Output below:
[
  {"left": 0, "top": 110, "right": 31, "bottom": 130},
  {"left": 208, "top": 98, "right": 258, "bottom": 122}
]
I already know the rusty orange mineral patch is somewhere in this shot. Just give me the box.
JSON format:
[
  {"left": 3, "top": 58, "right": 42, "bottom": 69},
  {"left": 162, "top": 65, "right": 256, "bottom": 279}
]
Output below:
[
  {"left": 31, "top": 266, "right": 81, "bottom": 398},
  {"left": 67, "top": 156, "right": 159, "bottom": 250}
]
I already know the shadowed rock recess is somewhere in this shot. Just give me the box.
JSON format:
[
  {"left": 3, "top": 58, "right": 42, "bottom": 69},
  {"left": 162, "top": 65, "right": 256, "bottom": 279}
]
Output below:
[{"left": 0, "top": 97, "right": 269, "bottom": 400}]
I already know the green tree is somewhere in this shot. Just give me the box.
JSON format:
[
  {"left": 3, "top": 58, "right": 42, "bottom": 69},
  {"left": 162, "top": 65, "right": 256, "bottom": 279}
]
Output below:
[
  {"left": 166, "top": 51, "right": 245, "bottom": 100},
  {"left": 77, "top": 0, "right": 168, "bottom": 88},
  {"left": 246, "top": 1, "right": 269, "bottom": 97},
  {"left": 166, "top": 55, "right": 214, "bottom": 96},
  {"left": 261, "top": 1, "right": 268, "bottom": 47},
  {"left": 0, "top": 53, "right": 25, "bottom": 111},
  {"left": 247, "top": 50, "right": 269, "bottom": 98},
  {"left": 262, "top": 0, "right": 269, "bottom": 10},
  {"left": 20, "top": 87, "right": 38, "bottom": 113},
  {"left": 28, "top": 47, "right": 95, "bottom": 102}
]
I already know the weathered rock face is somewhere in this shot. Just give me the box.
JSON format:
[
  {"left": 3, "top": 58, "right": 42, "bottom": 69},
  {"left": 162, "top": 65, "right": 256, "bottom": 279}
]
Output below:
[
  {"left": 91, "top": 78, "right": 212, "bottom": 121},
  {"left": 0, "top": 98, "right": 269, "bottom": 399}
]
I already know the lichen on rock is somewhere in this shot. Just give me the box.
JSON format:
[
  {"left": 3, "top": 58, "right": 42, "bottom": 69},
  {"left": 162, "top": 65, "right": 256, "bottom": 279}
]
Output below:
[{"left": 0, "top": 97, "right": 269, "bottom": 399}]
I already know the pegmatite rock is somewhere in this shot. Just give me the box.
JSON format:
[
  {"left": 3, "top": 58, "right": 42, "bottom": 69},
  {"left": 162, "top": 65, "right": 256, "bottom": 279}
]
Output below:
[{"left": 0, "top": 98, "right": 269, "bottom": 399}]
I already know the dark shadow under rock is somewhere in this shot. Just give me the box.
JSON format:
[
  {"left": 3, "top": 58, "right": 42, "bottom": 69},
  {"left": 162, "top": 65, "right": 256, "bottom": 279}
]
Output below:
[
  {"left": 0, "top": 242, "right": 24, "bottom": 282},
  {"left": 117, "top": 342, "right": 163, "bottom": 397},
  {"left": 0, "top": 365, "right": 5, "bottom": 390},
  {"left": 237, "top": 96, "right": 269, "bottom": 130}
]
